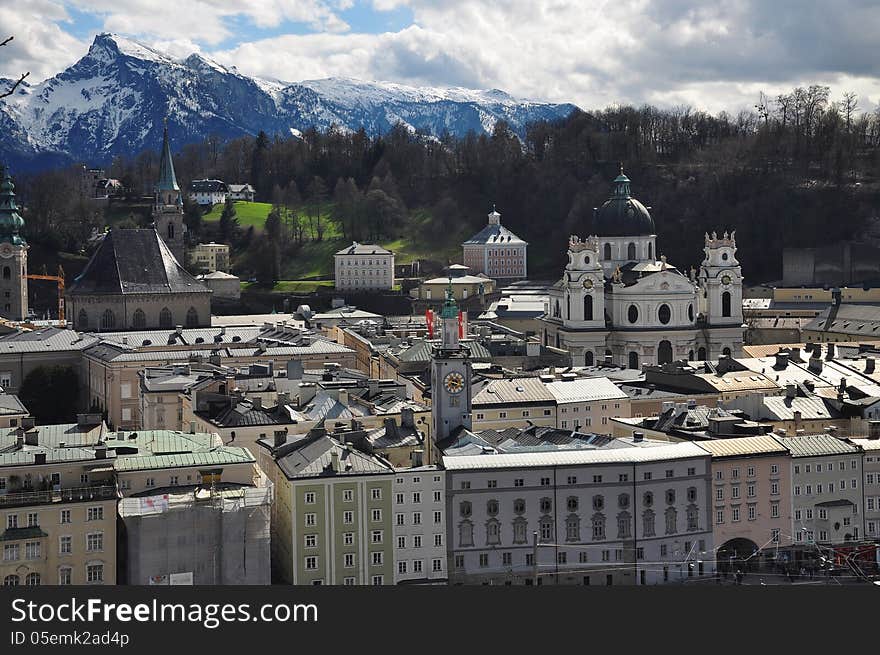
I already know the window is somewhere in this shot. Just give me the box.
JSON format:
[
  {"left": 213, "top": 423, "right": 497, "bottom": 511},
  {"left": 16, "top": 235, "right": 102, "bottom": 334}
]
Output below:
[
  {"left": 372, "top": 576, "right": 384, "bottom": 585},
  {"left": 87, "top": 506, "right": 103, "bottom": 522},
  {"left": 305, "top": 556, "right": 318, "bottom": 571},
  {"left": 396, "top": 493, "right": 404, "bottom": 505},
  {"left": 343, "top": 532, "right": 354, "bottom": 546},
  {"left": 371, "top": 488, "right": 382, "bottom": 500},
  {"left": 433, "top": 491, "right": 441, "bottom": 502},
  {"left": 514, "top": 479, "right": 524, "bottom": 487},
  {"left": 412, "top": 512, "right": 422, "bottom": 525},
  {"left": 26, "top": 512, "right": 38, "bottom": 527},
  {"left": 87, "top": 564, "right": 104, "bottom": 583},
  {"left": 343, "top": 489, "right": 353, "bottom": 502},
  {"left": 304, "top": 492, "right": 316, "bottom": 504},
  {"left": 371, "top": 552, "right": 384, "bottom": 566},
  {"left": 58, "top": 568, "right": 72, "bottom": 586},
  {"left": 716, "top": 509, "right": 724, "bottom": 524},
  {"left": 305, "top": 534, "right": 317, "bottom": 548},
  {"left": 432, "top": 558, "right": 443, "bottom": 572},
  {"left": 731, "top": 487, "right": 740, "bottom": 500},
  {"left": 716, "top": 488, "right": 724, "bottom": 501},
  {"left": 593, "top": 475, "right": 603, "bottom": 483},
  {"left": 479, "top": 554, "right": 489, "bottom": 568},
  {"left": 305, "top": 513, "right": 317, "bottom": 527},
  {"left": 665, "top": 508, "right": 677, "bottom": 534},
  {"left": 540, "top": 477, "right": 551, "bottom": 487},
  {"left": 412, "top": 492, "right": 422, "bottom": 503},
  {"left": 343, "top": 511, "right": 354, "bottom": 524},
  {"left": 460, "top": 481, "right": 471, "bottom": 490},
  {"left": 619, "top": 474, "right": 629, "bottom": 483},
  {"left": 540, "top": 497, "right": 552, "bottom": 513},
  {"left": 24, "top": 541, "right": 40, "bottom": 560},
  {"left": 60, "top": 509, "right": 71, "bottom": 524},
  {"left": 567, "top": 476, "right": 578, "bottom": 485},
  {"left": 86, "top": 532, "right": 103, "bottom": 552},
  {"left": 748, "top": 505, "right": 756, "bottom": 521},
  {"left": 592, "top": 514, "right": 606, "bottom": 540},
  {"left": 658, "top": 304, "right": 671, "bottom": 325}
]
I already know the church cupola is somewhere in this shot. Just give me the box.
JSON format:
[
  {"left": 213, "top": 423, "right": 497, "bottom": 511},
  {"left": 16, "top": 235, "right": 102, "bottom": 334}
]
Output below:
[
  {"left": 0, "top": 167, "right": 26, "bottom": 246},
  {"left": 593, "top": 164, "right": 655, "bottom": 238},
  {"left": 487, "top": 206, "right": 501, "bottom": 226}
]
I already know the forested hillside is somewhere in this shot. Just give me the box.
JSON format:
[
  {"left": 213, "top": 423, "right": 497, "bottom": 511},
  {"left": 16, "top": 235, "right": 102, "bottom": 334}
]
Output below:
[{"left": 13, "top": 84, "right": 880, "bottom": 284}]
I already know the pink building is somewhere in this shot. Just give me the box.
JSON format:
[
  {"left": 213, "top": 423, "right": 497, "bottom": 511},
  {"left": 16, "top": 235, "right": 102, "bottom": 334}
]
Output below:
[{"left": 462, "top": 209, "right": 528, "bottom": 279}]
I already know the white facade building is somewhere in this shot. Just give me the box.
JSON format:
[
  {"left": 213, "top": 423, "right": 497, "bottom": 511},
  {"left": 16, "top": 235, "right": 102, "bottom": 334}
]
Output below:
[
  {"left": 334, "top": 242, "right": 395, "bottom": 292},
  {"left": 462, "top": 209, "right": 528, "bottom": 279},
  {"left": 189, "top": 179, "right": 229, "bottom": 206},
  {"left": 392, "top": 466, "right": 448, "bottom": 584},
  {"left": 443, "top": 439, "right": 714, "bottom": 585},
  {"left": 542, "top": 167, "right": 744, "bottom": 368},
  {"left": 850, "top": 438, "right": 880, "bottom": 539},
  {"left": 545, "top": 377, "right": 631, "bottom": 435}
]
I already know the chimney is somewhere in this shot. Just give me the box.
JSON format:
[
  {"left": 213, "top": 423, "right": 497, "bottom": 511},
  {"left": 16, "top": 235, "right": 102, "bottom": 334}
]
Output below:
[
  {"left": 785, "top": 384, "right": 797, "bottom": 400},
  {"left": 826, "top": 343, "right": 836, "bottom": 360},
  {"left": 77, "top": 413, "right": 102, "bottom": 427},
  {"left": 24, "top": 429, "right": 38, "bottom": 446},
  {"left": 866, "top": 357, "right": 876, "bottom": 374},
  {"left": 189, "top": 420, "right": 196, "bottom": 434},
  {"left": 273, "top": 429, "right": 287, "bottom": 448},
  {"left": 338, "top": 389, "right": 349, "bottom": 407},
  {"left": 808, "top": 354, "right": 823, "bottom": 373},
  {"left": 368, "top": 379, "right": 379, "bottom": 397},
  {"left": 122, "top": 336, "right": 128, "bottom": 345},
  {"left": 330, "top": 450, "right": 340, "bottom": 473},
  {"left": 411, "top": 449, "right": 424, "bottom": 468},
  {"left": 604, "top": 354, "right": 613, "bottom": 366},
  {"left": 22, "top": 417, "right": 36, "bottom": 430},
  {"left": 175, "top": 325, "right": 183, "bottom": 336},
  {"left": 286, "top": 360, "right": 304, "bottom": 380},
  {"left": 383, "top": 418, "right": 398, "bottom": 441},
  {"left": 868, "top": 421, "right": 880, "bottom": 439},
  {"left": 789, "top": 347, "right": 802, "bottom": 362},
  {"left": 633, "top": 431, "right": 644, "bottom": 443},
  {"left": 252, "top": 396, "right": 262, "bottom": 410},
  {"left": 94, "top": 445, "right": 107, "bottom": 460},
  {"left": 277, "top": 391, "right": 290, "bottom": 406},
  {"left": 34, "top": 452, "right": 46, "bottom": 465},
  {"left": 775, "top": 350, "right": 789, "bottom": 369},
  {"left": 401, "top": 406, "right": 415, "bottom": 428}
]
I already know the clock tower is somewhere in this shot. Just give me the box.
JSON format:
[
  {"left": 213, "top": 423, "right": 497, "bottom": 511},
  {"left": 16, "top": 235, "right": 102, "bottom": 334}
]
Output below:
[
  {"left": 431, "top": 279, "right": 473, "bottom": 449},
  {"left": 0, "top": 166, "right": 28, "bottom": 321},
  {"left": 153, "top": 123, "right": 187, "bottom": 265}
]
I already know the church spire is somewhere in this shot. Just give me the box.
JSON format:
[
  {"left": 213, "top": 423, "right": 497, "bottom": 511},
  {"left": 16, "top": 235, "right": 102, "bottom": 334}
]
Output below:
[
  {"left": 0, "top": 165, "right": 26, "bottom": 246},
  {"left": 156, "top": 119, "right": 180, "bottom": 196}
]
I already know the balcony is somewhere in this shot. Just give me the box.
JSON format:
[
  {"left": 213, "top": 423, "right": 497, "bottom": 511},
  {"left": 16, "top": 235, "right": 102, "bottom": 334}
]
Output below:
[{"left": 0, "top": 485, "right": 118, "bottom": 509}]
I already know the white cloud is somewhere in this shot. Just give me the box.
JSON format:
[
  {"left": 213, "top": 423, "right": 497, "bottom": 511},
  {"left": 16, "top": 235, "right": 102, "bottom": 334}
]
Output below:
[{"left": 0, "top": 0, "right": 85, "bottom": 82}]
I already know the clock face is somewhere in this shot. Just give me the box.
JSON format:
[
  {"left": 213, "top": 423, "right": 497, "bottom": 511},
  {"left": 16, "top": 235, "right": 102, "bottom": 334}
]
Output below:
[
  {"left": 444, "top": 371, "right": 465, "bottom": 395},
  {"left": 721, "top": 274, "right": 732, "bottom": 286},
  {"left": 0, "top": 243, "right": 13, "bottom": 259},
  {"left": 583, "top": 278, "right": 593, "bottom": 290}
]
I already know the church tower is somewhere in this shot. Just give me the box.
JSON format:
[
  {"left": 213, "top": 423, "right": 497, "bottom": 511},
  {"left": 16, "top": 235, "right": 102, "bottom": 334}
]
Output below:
[
  {"left": 699, "top": 230, "right": 744, "bottom": 358},
  {"left": 0, "top": 166, "right": 28, "bottom": 321},
  {"left": 431, "top": 279, "right": 473, "bottom": 447},
  {"left": 153, "top": 123, "right": 187, "bottom": 265}
]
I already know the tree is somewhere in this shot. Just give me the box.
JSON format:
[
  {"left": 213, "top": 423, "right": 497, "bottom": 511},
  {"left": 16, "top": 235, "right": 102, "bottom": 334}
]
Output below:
[
  {"left": 332, "top": 177, "right": 363, "bottom": 240},
  {"left": 183, "top": 197, "right": 203, "bottom": 239},
  {"left": 251, "top": 130, "right": 270, "bottom": 201},
  {"left": 305, "top": 176, "right": 328, "bottom": 241},
  {"left": 18, "top": 366, "right": 79, "bottom": 424},
  {"left": 0, "top": 36, "right": 29, "bottom": 99},
  {"left": 218, "top": 197, "right": 239, "bottom": 243}
]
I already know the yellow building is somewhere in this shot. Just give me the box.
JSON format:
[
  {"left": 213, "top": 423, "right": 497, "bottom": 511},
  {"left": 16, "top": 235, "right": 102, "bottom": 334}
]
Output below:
[
  {"left": 0, "top": 417, "right": 117, "bottom": 586},
  {"left": 191, "top": 242, "right": 230, "bottom": 273},
  {"left": 415, "top": 266, "right": 496, "bottom": 302}
]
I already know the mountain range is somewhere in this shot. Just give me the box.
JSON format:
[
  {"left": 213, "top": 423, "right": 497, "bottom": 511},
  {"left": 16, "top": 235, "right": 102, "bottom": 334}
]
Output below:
[{"left": 0, "top": 33, "right": 578, "bottom": 171}]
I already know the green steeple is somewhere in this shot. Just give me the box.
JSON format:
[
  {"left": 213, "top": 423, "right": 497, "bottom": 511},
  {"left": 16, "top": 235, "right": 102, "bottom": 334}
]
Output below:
[
  {"left": 440, "top": 274, "right": 458, "bottom": 318},
  {"left": 0, "top": 166, "right": 26, "bottom": 246},
  {"left": 611, "top": 162, "right": 631, "bottom": 198},
  {"left": 156, "top": 121, "right": 180, "bottom": 195}
]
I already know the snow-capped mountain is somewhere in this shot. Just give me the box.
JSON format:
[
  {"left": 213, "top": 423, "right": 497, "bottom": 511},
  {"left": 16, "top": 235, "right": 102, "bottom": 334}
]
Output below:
[{"left": 0, "top": 33, "right": 578, "bottom": 170}]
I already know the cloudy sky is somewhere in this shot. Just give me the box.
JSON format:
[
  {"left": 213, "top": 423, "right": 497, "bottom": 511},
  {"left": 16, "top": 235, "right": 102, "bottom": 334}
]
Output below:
[{"left": 3, "top": 0, "right": 880, "bottom": 113}]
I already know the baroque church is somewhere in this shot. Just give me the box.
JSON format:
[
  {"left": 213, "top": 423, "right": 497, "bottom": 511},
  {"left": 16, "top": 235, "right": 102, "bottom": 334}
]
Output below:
[{"left": 541, "top": 167, "right": 744, "bottom": 368}]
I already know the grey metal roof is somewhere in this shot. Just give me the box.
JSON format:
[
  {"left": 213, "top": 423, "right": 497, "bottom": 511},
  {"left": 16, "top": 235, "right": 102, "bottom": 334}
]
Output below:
[
  {"left": 113, "top": 448, "right": 254, "bottom": 472},
  {"left": 0, "top": 327, "right": 98, "bottom": 353},
  {"left": 776, "top": 434, "right": 860, "bottom": 458},
  {"left": 473, "top": 378, "right": 555, "bottom": 406},
  {"left": 696, "top": 435, "right": 790, "bottom": 458},
  {"left": 0, "top": 393, "right": 27, "bottom": 415},
  {"left": 804, "top": 304, "right": 880, "bottom": 336},
  {"left": 463, "top": 222, "right": 527, "bottom": 246},
  {"left": 68, "top": 229, "right": 210, "bottom": 295},
  {"left": 335, "top": 242, "right": 392, "bottom": 256},
  {"left": 545, "top": 378, "right": 629, "bottom": 404},
  {"left": 272, "top": 434, "right": 392, "bottom": 479},
  {"left": 442, "top": 441, "right": 709, "bottom": 470},
  {"left": 760, "top": 395, "right": 838, "bottom": 421}
]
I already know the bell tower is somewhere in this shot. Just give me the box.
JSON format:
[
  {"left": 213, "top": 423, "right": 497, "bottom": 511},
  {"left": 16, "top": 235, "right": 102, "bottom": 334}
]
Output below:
[
  {"left": 431, "top": 278, "right": 473, "bottom": 448},
  {"left": 699, "top": 231, "right": 743, "bottom": 326},
  {"left": 153, "top": 122, "right": 187, "bottom": 264},
  {"left": 0, "top": 166, "right": 28, "bottom": 321}
]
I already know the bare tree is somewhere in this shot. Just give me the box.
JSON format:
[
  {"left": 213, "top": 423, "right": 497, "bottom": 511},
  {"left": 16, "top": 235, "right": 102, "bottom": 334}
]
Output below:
[{"left": 0, "top": 36, "right": 30, "bottom": 100}]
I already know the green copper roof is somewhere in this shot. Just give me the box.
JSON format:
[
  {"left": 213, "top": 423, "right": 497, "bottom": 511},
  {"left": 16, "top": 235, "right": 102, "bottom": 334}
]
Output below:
[
  {"left": 156, "top": 123, "right": 180, "bottom": 193},
  {"left": 0, "top": 165, "right": 26, "bottom": 246},
  {"left": 440, "top": 275, "right": 458, "bottom": 319}
]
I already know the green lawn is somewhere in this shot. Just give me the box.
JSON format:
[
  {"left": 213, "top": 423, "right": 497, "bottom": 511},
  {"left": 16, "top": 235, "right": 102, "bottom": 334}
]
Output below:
[
  {"left": 241, "top": 280, "right": 335, "bottom": 293},
  {"left": 203, "top": 201, "right": 273, "bottom": 228}
]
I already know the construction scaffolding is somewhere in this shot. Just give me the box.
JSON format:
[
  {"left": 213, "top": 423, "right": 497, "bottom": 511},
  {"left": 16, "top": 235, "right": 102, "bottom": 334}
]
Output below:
[{"left": 118, "top": 481, "right": 273, "bottom": 585}]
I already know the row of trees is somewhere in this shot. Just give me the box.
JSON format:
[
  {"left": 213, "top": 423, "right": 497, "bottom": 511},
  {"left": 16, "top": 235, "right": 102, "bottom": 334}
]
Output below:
[{"left": 14, "top": 84, "right": 880, "bottom": 283}]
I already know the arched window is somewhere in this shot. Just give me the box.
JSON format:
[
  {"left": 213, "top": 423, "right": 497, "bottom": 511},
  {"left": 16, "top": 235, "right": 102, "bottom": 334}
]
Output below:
[
  {"left": 628, "top": 304, "right": 639, "bottom": 324},
  {"left": 617, "top": 511, "right": 631, "bottom": 539},
  {"left": 697, "top": 346, "right": 707, "bottom": 360},
  {"left": 658, "top": 304, "right": 671, "bottom": 325},
  {"left": 628, "top": 351, "right": 639, "bottom": 370},
  {"left": 553, "top": 299, "right": 561, "bottom": 318},
  {"left": 3, "top": 574, "right": 19, "bottom": 586},
  {"left": 665, "top": 507, "right": 678, "bottom": 535},
  {"left": 603, "top": 243, "right": 612, "bottom": 260},
  {"left": 132, "top": 309, "right": 146, "bottom": 329},
  {"left": 186, "top": 306, "right": 199, "bottom": 327},
  {"left": 688, "top": 304, "right": 694, "bottom": 322},
  {"left": 2, "top": 266, "right": 9, "bottom": 280},
  {"left": 591, "top": 513, "right": 606, "bottom": 540},
  {"left": 100, "top": 309, "right": 116, "bottom": 331},
  {"left": 25, "top": 572, "right": 40, "bottom": 586},
  {"left": 167, "top": 223, "right": 175, "bottom": 239},
  {"left": 723, "top": 347, "right": 732, "bottom": 357},
  {"left": 643, "top": 510, "right": 656, "bottom": 537},
  {"left": 566, "top": 294, "right": 571, "bottom": 321},
  {"left": 585, "top": 351, "right": 594, "bottom": 366},
  {"left": 77, "top": 309, "right": 88, "bottom": 329},
  {"left": 627, "top": 242, "right": 636, "bottom": 260},
  {"left": 722, "top": 292, "right": 732, "bottom": 317},
  {"left": 658, "top": 340, "right": 673, "bottom": 364},
  {"left": 566, "top": 515, "right": 580, "bottom": 542},
  {"left": 159, "top": 307, "right": 173, "bottom": 328},
  {"left": 486, "top": 519, "right": 501, "bottom": 545},
  {"left": 688, "top": 350, "right": 695, "bottom": 361},
  {"left": 584, "top": 294, "right": 593, "bottom": 321},
  {"left": 459, "top": 521, "right": 474, "bottom": 547},
  {"left": 648, "top": 242, "right": 653, "bottom": 260}
]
